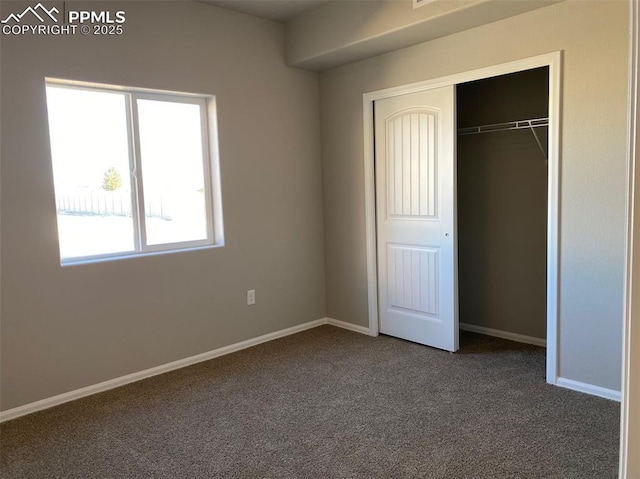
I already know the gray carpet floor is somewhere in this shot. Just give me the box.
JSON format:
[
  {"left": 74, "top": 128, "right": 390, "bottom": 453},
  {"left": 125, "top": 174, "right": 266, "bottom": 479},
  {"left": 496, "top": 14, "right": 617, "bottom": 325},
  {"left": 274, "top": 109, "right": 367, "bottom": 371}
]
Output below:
[{"left": 0, "top": 326, "right": 620, "bottom": 478}]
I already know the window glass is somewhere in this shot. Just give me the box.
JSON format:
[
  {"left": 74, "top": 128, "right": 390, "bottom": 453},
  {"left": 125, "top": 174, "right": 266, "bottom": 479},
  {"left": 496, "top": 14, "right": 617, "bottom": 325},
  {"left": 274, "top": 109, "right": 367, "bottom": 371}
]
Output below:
[
  {"left": 46, "top": 86, "right": 135, "bottom": 259},
  {"left": 136, "top": 99, "right": 208, "bottom": 246}
]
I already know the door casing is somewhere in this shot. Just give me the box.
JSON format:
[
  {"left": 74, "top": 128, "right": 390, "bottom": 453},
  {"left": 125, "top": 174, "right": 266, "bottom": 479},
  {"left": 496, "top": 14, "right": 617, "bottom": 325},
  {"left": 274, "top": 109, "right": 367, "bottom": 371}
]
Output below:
[{"left": 362, "top": 51, "right": 562, "bottom": 385}]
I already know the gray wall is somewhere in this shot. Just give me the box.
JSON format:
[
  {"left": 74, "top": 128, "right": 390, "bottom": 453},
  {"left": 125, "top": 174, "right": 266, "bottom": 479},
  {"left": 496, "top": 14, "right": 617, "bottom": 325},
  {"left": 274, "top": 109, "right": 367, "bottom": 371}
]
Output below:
[
  {"left": 0, "top": 1, "right": 326, "bottom": 411},
  {"left": 457, "top": 69, "right": 548, "bottom": 339},
  {"left": 320, "top": 0, "right": 628, "bottom": 390}
]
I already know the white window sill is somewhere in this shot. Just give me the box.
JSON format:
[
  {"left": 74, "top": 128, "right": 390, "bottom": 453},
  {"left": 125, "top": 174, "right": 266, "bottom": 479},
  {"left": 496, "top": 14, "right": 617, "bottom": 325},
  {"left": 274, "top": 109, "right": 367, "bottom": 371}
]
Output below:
[{"left": 60, "top": 243, "right": 224, "bottom": 267}]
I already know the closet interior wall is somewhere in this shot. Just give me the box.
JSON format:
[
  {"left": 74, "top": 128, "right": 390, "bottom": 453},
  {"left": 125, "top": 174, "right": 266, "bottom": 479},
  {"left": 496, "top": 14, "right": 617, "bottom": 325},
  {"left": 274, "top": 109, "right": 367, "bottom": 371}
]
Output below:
[{"left": 456, "top": 67, "right": 549, "bottom": 341}]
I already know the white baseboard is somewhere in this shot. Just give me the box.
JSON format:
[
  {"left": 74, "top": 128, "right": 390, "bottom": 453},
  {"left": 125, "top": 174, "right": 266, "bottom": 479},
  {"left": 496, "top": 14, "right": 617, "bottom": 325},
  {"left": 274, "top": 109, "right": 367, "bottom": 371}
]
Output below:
[
  {"left": 0, "top": 318, "right": 327, "bottom": 423},
  {"left": 555, "top": 377, "right": 621, "bottom": 402},
  {"left": 326, "top": 317, "right": 371, "bottom": 335},
  {"left": 459, "top": 322, "right": 547, "bottom": 347},
  {"left": 2, "top": 317, "right": 618, "bottom": 422}
]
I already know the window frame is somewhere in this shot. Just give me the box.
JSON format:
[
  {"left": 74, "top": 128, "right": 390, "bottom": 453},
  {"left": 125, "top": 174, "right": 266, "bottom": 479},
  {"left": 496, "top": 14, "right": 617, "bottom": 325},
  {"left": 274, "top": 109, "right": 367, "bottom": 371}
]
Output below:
[{"left": 45, "top": 78, "right": 224, "bottom": 265}]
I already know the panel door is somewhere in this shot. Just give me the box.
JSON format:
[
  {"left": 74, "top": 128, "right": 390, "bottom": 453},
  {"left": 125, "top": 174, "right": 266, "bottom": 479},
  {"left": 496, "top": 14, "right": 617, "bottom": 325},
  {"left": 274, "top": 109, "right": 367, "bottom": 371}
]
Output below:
[{"left": 375, "top": 86, "right": 458, "bottom": 352}]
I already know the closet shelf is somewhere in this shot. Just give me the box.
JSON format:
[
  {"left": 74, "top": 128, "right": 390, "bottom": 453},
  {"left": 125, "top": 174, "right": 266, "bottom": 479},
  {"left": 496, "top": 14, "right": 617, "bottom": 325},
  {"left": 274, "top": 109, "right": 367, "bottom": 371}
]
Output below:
[
  {"left": 457, "top": 117, "right": 549, "bottom": 136},
  {"left": 457, "top": 117, "right": 549, "bottom": 160}
]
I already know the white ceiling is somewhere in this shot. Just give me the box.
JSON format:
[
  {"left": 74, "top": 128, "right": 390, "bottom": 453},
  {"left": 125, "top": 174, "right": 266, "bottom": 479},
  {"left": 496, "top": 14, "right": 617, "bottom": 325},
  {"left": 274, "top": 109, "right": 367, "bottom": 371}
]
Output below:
[{"left": 200, "top": 0, "right": 332, "bottom": 23}]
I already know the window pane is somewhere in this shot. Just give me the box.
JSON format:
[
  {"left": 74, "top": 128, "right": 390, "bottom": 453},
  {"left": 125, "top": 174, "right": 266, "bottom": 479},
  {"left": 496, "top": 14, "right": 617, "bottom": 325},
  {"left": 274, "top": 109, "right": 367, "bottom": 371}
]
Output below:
[
  {"left": 46, "top": 87, "right": 135, "bottom": 260},
  {"left": 137, "top": 99, "right": 208, "bottom": 246}
]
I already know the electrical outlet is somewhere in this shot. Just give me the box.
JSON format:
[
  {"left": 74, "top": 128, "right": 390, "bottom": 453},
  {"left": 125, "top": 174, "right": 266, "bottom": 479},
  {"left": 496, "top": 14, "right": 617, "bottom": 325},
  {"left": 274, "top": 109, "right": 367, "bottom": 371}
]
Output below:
[{"left": 247, "top": 289, "right": 256, "bottom": 305}]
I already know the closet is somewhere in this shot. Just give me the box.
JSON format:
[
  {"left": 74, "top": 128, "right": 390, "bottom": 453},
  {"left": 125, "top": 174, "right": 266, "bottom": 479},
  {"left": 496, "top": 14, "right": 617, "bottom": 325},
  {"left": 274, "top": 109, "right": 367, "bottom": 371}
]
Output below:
[{"left": 456, "top": 67, "right": 549, "bottom": 343}]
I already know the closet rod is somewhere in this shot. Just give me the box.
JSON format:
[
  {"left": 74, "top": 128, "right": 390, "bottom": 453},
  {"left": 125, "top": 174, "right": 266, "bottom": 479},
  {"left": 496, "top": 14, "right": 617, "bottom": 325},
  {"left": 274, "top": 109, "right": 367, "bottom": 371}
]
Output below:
[{"left": 457, "top": 117, "right": 549, "bottom": 136}]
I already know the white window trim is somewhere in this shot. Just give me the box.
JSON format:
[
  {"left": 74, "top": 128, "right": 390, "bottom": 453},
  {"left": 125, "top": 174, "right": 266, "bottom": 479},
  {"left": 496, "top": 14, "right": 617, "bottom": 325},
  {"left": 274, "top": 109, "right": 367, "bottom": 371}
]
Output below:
[{"left": 45, "top": 78, "right": 225, "bottom": 265}]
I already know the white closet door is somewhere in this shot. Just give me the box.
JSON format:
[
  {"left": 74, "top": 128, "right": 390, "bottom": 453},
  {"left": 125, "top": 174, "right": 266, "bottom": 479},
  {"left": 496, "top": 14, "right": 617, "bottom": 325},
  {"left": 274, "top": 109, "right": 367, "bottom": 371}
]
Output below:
[{"left": 375, "top": 86, "right": 458, "bottom": 352}]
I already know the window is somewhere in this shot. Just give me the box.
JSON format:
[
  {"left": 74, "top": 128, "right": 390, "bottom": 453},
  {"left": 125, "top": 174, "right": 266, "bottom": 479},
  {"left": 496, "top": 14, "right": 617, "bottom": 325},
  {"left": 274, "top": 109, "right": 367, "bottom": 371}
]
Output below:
[{"left": 45, "top": 80, "right": 223, "bottom": 264}]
